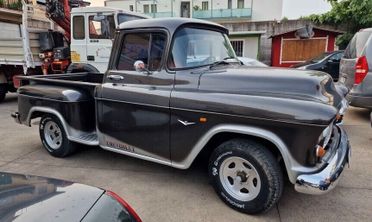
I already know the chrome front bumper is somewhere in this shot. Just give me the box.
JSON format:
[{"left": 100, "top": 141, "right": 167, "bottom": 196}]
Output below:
[{"left": 295, "top": 126, "right": 350, "bottom": 195}]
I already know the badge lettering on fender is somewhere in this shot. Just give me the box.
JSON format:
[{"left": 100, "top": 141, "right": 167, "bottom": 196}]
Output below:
[{"left": 106, "top": 141, "right": 135, "bottom": 153}]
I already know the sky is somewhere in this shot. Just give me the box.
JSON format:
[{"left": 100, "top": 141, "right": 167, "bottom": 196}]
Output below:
[
  {"left": 87, "top": 0, "right": 332, "bottom": 19},
  {"left": 282, "top": 0, "right": 331, "bottom": 19}
]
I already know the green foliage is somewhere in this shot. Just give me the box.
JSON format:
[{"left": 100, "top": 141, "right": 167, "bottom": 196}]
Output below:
[
  {"left": 193, "top": 5, "right": 200, "bottom": 11},
  {"left": 8, "top": 0, "right": 22, "bottom": 10},
  {"left": 308, "top": 0, "right": 372, "bottom": 47},
  {"left": 281, "top": 16, "right": 289, "bottom": 22},
  {"left": 0, "top": 0, "right": 4, "bottom": 8}
]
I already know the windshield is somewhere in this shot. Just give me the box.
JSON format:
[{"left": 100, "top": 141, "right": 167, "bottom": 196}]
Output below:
[{"left": 168, "top": 27, "right": 236, "bottom": 69}]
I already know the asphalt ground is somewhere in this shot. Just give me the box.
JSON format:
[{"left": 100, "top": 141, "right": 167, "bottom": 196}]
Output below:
[{"left": 0, "top": 93, "right": 371, "bottom": 222}]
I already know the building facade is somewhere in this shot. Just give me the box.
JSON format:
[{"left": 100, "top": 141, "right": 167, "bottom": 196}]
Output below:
[{"left": 104, "top": 0, "right": 286, "bottom": 22}]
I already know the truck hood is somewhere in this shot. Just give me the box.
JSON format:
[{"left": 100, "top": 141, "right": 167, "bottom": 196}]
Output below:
[{"left": 198, "top": 66, "right": 344, "bottom": 109}]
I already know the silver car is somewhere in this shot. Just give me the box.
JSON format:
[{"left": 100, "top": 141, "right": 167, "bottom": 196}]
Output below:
[{"left": 339, "top": 28, "right": 372, "bottom": 109}]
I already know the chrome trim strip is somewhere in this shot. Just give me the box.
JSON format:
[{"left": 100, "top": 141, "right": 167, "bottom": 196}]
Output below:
[
  {"left": 27, "top": 107, "right": 98, "bottom": 146},
  {"left": 171, "top": 124, "right": 324, "bottom": 184},
  {"left": 100, "top": 145, "right": 172, "bottom": 167}
]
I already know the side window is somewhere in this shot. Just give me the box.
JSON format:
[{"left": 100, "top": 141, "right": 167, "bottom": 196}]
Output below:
[
  {"left": 88, "top": 15, "right": 115, "bottom": 39},
  {"left": 117, "top": 32, "right": 166, "bottom": 71},
  {"left": 73, "top": 16, "right": 85, "bottom": 40},
  {"left": 344, "top": 35, "right": 357, "bottom": 59},
  {"left": 149, "top": 33, "right": 166, "bottom": 71},
  {"left": 330, "top": 52, "right": 343, "bottom": 61}
]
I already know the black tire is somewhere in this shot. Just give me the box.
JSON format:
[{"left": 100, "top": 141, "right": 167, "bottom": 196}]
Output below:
[
  {"left": 39, "top": 115, "right": 76, "bottom": 157},
  {"left": 0, "top": 84, "right": 7, "bottom": 103},
  {"left": 209, "top": 139, "right": 283, "bottom": 214}
]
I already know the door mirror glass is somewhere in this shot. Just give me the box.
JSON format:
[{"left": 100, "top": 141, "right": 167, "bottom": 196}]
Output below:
[{"left": 134, "top": 60, "right": 146, "bottom": 72}]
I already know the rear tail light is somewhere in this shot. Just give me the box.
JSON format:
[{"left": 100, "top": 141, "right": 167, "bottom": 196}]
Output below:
[
  {"left": 106, "top": 191, "right": 142, "bottom": 222},
  {"left": 355, "top": 56, "right": 369, "bottom": 84}
]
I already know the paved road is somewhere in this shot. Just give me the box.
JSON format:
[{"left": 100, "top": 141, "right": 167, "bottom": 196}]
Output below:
[{"left": 1, "top": 93, "right": 371, "bottom": 222}]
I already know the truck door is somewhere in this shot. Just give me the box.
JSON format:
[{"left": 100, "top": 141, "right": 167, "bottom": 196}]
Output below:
[
  {"left": 86, "top": 13, "right": 115, "bottom": 73},
  {"left": 97, "top": 30, "right": 173, "bottom": 163}
]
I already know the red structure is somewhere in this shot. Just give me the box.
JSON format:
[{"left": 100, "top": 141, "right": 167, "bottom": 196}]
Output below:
[{"left": 270, "top": 26, "right": 343, "bottom": 67}]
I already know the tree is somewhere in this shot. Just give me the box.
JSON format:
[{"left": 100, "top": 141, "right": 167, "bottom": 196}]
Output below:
[{"left": 307, "top": 0, "right": 372, "bottom": 49}]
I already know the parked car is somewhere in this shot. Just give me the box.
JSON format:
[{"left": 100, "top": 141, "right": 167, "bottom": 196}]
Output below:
[
  {"left": 237, "top": 57, "right": 268, "bottom": 67},
  {"left": 12, "top": 18, "right": 350, "bottom": 214},
  {"left": 292, "top": 50, "right": 344, "bottom": 81},
  {"left": 0, "top": 172, "right": 141, "bottom": 222},
  {"left": 339, "top": 28, "right": 372, "bottom": 109}
]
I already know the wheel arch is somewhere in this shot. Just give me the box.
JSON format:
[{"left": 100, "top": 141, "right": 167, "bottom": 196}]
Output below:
[
  {"left": 171, "top": 125, "right": 297, "bottom": 183},
  {"left": 27, "top": 107, "right": 70, "bottom": 138}
]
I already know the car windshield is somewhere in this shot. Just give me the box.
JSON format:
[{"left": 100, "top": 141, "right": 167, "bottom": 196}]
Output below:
[
  {"left": 310, "top": 52, "right": 331, "bottom": 63},
  {"left": 168, "top": 27, "right": 236, "bottom": 69}
]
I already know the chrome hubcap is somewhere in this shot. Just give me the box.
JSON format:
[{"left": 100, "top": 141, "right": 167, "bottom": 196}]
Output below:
[
  {"left": 219, "top": 157, "right": 261, "bottom": 201},
  {"left": 44, "top": 121, "right": 62, "bottom": 150}
]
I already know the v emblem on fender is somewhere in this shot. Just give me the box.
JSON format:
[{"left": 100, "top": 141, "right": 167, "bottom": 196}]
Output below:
[{"left": 177, "top": 119, "right": 196, "bottom": 126}]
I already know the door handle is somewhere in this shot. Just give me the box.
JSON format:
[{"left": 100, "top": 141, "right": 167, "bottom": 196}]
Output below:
[{"left": 107, "top": 75, "right": 124, "bottom": 81}]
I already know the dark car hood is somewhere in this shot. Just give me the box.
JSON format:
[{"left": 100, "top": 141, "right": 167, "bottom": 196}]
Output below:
[
  {"left": 199, "top": 66, "right": 343, "bottom": 109},
  {"left": 0, "top": 172, "right": 104, "bottom": 222}
]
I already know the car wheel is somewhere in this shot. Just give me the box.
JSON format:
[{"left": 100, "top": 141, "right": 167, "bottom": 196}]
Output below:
[
  {"left": 0, "top": 84, "right": 7, "bottom": 103},
  {"left": 209, "top": 139, "right": 283, "bottom": 214},
  {"left": 39, "top": 115, "right": 76, "bottom": 157}
]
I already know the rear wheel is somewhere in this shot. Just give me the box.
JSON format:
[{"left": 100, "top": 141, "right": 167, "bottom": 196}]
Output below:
[
  {"left": 39, "top": 115, "right": 76, "bottom": 157},
  {"left": 0, "top": 83, "right": 7, "bottom": 103},
  {"left": 209, "top": 139, "right": 283, "bottom": 214}
]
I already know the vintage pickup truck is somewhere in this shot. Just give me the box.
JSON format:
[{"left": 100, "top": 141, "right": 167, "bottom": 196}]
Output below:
[{"left": 12, "top": 18, "right": 351, "bottom": 214}]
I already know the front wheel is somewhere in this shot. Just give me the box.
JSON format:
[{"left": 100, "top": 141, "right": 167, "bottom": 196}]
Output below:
[
  {"left": 209, "top": 139, "right": 283, "bottom": 214},
  {"left": 39, "top": 115, "right": 76, "bottom": 157}
]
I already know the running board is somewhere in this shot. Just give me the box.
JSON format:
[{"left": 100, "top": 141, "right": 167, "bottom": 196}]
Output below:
[{"left": 70, "top": 133, "right": 99, "bottom": 146}]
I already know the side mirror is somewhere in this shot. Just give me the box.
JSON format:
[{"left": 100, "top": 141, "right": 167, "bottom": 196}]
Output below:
[
  {"left": 134, "top": 60, "right": 152, "bottom": 74},
  {"left": 134, "top": 60, "right": 146, "bottom": 72}
]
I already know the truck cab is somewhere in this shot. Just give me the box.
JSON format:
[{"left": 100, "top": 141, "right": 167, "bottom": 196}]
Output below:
[{"left": 69, "top": 7, "right": 148, "bottom": 73}]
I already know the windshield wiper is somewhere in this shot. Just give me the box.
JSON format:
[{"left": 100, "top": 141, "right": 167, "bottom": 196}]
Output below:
[{"left": 209, "top": 56, "right": 239, "bottom": 69}]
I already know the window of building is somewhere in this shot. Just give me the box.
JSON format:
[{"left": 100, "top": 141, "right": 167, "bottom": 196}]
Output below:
[
  {"left": 151, "top": 4, "right": 157, "bottom": 13},
  {"left": 202, "top": 1, "right": 209, "bottom": 10},
  {"left": 129, "top": 5, "right": 133, "bottom": 11},
  {"left": 227, "top": 0, "right": 232, "bottom": 9},
  {"left": 73, "top": 16, "right": 85, "bottom": 40},
  {"left": 143, "top": 4, "right": 149, "bottom": 13},
  {"left": 237, "top": 0, "right": 244, "bottom": 9},
  {"left": 88, "top": 15, "right": 115, "bottom": 39},
  {"left": 117, "top": 33, "right": 167, "bottom": 71},
  {"left": 230, "top": 40, "right": 244, "bottom": 56}
]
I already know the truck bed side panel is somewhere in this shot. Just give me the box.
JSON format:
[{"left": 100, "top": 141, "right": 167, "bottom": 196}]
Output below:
[{"left": 17, "top": 85, "right": 96, "bottom": 133}]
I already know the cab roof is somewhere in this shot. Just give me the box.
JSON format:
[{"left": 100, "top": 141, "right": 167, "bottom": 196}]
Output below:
[{"left": 118, "top": 18, "right": 229, "bottom": 35}]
